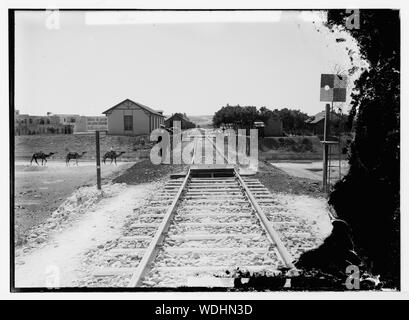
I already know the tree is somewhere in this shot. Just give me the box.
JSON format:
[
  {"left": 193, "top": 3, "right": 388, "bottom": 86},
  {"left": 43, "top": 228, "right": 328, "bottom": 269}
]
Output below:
[
  {"left": 325, "top": 10, "right": 400, "bottom": 287},
  {"left": 331, "top": 112, "right": 349, "bottom": 135},
  {"left": 213, "top": 104, "right": 258, "bottom": 131},
  {"left": 213, "top": 105, "right": 308, "bottom": 134},
  {"left": 273, "top": 108, "right": 309, "bottom": 134}
]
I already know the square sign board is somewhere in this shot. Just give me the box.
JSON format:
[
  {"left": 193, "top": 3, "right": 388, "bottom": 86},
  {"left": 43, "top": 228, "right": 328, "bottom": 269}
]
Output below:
[
  {"left": 87, "top": 116, "right": 108, "bottom": 131},
  {"left": 320, "top": 74, "right": 347, "bottom": 102}
]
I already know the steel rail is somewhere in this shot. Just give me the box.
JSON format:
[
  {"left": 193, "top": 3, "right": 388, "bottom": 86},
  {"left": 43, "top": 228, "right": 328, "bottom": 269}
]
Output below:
[
  {"left": 128, "top": 134, "right": 294, "bottom": 287},
  {"left": 127, "top": 138, "right": 197, "bottom": 287},
  {"left": 205, "top": 135, "right": 295, "bottom": 269},
  {"left": 234, "top": 171, "right": 295, "bottom": 268}
]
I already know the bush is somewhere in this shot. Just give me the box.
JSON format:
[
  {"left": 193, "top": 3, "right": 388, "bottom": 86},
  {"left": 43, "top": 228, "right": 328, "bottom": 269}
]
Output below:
[
  {"left": 301, "top": 138, "right": 314, "bottom": 152},
  {"left": 324, "top": 10, "right": 400, "bottom": 287}
]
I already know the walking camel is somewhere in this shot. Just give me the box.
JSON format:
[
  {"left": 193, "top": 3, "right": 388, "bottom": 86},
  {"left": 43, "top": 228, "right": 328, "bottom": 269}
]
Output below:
[
  {"left": 103, "top": 151, "right": 125, "bottom": 165},
  {"left": 30, "top": 152, "right": 55, "bottom": 166},
  {"left": 66, "top": 151, "right": 87, "bottom": 166}
]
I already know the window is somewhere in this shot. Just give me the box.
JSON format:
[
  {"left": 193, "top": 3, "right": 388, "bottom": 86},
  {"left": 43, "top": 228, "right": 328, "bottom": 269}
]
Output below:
[{"left": 124, "top": 115, "right": 133, "bottom": 131}]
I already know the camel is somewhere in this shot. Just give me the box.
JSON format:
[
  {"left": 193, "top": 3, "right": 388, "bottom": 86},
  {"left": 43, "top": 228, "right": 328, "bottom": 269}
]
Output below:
[
  {"left": 66, "top": 151, "right": 87, "bottom": 166},
  {"left": 30, "top": 152, "right": 55, "bottom": 166},
  {"left": 103, "top": 151, "right": 125, "bottom": 165}
]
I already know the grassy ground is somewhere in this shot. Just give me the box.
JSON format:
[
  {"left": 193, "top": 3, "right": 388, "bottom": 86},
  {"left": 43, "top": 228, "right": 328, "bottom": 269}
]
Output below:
[
  {"left": 15, "top": 134, "right": 347, "bottom": 162},
  {"left": 259, "top": 136, "right": 321, "bottom": 161},
  {"left": 259, "top": 136, "right": 348, "bottom": 161},
  {"left": 15, "top": 134, "right": 152, "bottom": 161}
]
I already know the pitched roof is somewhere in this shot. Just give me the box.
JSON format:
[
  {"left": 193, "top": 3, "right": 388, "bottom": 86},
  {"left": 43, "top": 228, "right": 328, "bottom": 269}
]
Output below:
[
  {"left": 102, "top": 99, "right": 165, "bottom": 117},
  {"left": 305, "top": 110, "right": 342, "bottom": 124}
]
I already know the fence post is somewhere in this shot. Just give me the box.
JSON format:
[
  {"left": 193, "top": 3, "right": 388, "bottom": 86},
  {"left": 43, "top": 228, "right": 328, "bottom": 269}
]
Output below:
[{"left": 96, "top": 130, "right": 101, "bottom": 190}]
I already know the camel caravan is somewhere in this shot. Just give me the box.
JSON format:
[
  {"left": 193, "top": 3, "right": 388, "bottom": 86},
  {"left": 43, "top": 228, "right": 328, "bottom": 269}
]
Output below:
[{"left": 29, "top": 150, "right": 126, "bottom": 166}]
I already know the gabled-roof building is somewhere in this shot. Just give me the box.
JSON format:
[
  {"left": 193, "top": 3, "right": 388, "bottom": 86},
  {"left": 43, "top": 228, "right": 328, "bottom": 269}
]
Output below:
[
  {"left": 164, "top": 113, "right": 196, "bottom": 130},
  {"left": 102, "top": 99, "right": 165, "bottom": 136},
  {"left": 305, "top": 110, "right": 345, "bottom": 135}
]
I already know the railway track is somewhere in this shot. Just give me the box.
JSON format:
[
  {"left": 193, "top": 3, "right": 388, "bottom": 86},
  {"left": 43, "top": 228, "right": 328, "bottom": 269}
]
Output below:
[{"left": 89, "top": 131, "right": 310, "bottom": 288}]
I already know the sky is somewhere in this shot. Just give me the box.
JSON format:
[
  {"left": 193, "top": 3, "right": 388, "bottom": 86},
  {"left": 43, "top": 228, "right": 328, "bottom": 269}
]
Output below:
[{"left": 14, "top": 10, "right": 363, "bottom": 117}]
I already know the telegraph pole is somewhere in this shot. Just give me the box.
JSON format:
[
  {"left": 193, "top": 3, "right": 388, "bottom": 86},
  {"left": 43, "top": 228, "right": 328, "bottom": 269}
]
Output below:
[
  {"left": 95, "top": 130, "right": 101, "bottom": 190},
  {"left": 322, "top": 103, "right": 330, "bottom": 192},
  {"left": 320, "top": 73, "right": 347, "bottom": 192}
]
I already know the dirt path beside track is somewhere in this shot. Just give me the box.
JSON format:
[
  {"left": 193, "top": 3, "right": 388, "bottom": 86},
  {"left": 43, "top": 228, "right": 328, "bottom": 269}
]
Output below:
[
  {"left": 14, "top": 160, "right": 135, "bottom": 245},
  {"left": 14, "top": 183, "right": 153, "bottom": 288}
]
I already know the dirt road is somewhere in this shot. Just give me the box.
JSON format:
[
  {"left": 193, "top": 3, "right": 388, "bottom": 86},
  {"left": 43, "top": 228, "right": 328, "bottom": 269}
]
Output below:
[
  {"left": 14, "top": 183, "right": 153, "bottom": 288},
  {"left": 14, "top": 160, "right": 135, "bottom": 245}
]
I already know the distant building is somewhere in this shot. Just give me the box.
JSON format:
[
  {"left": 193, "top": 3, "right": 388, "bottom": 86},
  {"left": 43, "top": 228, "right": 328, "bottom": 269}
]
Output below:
[
  {"left": 14, "top": 110, "right": 108, "bottom": 136},
  {"left": 14, "top": 110, "right": 72, "bottom": 135},
  {"left": 164, "top": 113, "right": 196, "bottom": 130},
  {"left": 52, "top": 114, "right": 80, "bottom": 125},
  {"left": 102, "top": 99, "right": 165, "bottom": 136},
  {"left": 43, "top": 113, "right": 108, "bottom": 134},
  {"left": 305, "top": 110, "right": 345, "bottom": 135}
]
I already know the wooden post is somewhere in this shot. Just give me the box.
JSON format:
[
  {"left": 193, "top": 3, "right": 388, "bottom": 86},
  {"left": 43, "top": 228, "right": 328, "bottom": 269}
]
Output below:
[
  {"left": 322, "top": 103, "right": 330, "bottom": 192},
  {"left": 96, "top": 130, "right": 101, "bottom": 190}
]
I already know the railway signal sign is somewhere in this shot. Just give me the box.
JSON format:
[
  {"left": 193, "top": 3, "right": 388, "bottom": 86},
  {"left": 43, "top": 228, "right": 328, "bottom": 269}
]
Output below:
[
  {"left": 320, "top": 74, "right": 347, "bottom": 102},
  {"left": 320, "top": 73, "right": 346, "bottom": 192}
]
